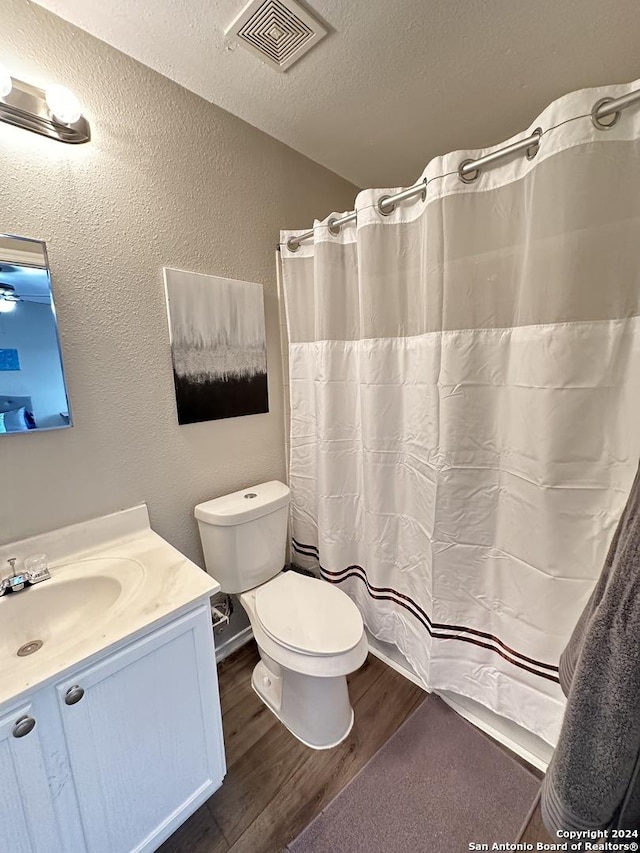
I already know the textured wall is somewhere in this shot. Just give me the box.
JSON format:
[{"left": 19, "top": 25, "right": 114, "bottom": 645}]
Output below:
[{"left": 0, "top": 0, "right": 356, "bottom": 611}]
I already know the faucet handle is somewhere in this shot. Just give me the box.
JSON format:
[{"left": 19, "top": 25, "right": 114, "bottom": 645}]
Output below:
[
  {"left": 7, "top": 557, "right": 17, "bottom": 574},
  {"left": 23, "top": 554, "right": 51, "bottom": 584}
]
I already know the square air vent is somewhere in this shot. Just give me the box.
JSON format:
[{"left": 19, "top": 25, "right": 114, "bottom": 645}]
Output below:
[{"left": 226, "top": 0, "right": 327, "bottom": 72}]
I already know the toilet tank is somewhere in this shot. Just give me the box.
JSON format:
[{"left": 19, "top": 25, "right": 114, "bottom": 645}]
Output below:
[{"left": 195, "top": 481, "right": 290, "bottom": 594}]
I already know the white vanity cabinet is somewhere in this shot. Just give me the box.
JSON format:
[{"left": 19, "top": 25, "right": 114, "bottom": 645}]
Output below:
[
  {"left": 0, "top": 602, "right": 225, "bottom": 853},
  {"left": 56, "top": 605, "right": 225, "bottom": 852},
  {"left": 0, "top": 699, "right": 61, "bottom": 853}
]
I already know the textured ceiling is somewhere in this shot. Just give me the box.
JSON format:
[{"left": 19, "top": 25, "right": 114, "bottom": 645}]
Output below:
[{"left": 33, "top": 0, "right": 640, "bottom": 188}]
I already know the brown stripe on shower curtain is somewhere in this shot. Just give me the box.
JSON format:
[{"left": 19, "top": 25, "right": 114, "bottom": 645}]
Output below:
[{"left": 292, "top": 539, "right": 560, "bottom": 683}]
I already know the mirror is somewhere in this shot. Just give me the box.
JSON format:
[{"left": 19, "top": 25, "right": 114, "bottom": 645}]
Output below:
[{"left": 0, "top": 234, "right": 71, "bottom": 434}]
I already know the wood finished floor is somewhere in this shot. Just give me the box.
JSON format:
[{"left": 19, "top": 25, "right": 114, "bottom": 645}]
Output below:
[
  {"left": 158, "top": 641, "right": 425, "bottom": 853},
  {"left": 159, "top": 640, "right": 549, "bottom": 853},
  {"left": 518, "top": 793, "right": 555, "bottom": 846}
]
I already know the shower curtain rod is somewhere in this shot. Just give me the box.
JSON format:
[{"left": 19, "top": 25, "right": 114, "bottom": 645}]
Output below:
[{"left": 283, "top": 86, "right": 640, "bottom": 253}]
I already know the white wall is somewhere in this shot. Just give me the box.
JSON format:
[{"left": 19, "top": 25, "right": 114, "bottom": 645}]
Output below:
[{"left": 0, "top": 0, "right": 357, "bottom": 641}]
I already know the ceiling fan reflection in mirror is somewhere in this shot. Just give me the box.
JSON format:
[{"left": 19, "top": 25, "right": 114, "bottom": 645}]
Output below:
[{"left": 0, "top": 282, "right": 19, "bottom": 313}]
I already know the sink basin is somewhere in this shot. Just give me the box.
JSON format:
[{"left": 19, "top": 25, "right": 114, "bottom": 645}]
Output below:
[
  {"left": 0, "top": 505, "right": 219, "bottom": 710},
  {"left": 0, "top": 557, "right": 143, "bottom": 670}
]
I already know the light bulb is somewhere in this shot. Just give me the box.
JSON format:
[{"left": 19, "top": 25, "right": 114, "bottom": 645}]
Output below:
[
  {"left": 0, "top": 63, "right": 12, "bottom": 99},
  {"left": 0, "top": 298, "right": 16, "bottom": 313},
  {"left": 45, "top": 84, "right": 82, "bottom": 124}
]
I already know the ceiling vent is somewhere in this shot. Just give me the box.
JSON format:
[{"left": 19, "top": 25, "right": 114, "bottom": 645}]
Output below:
[{"left": 226, "top": 0, "right": 327, "bottom": 72}]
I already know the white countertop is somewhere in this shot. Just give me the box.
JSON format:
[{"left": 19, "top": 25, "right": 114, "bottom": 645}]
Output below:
[{"left": 0, "top": 505, "right": 219, "bottom": 709}]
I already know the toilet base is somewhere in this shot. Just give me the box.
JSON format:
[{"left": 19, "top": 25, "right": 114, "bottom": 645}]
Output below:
[{"left": 251, "top": 659, "right": 355, "bottom": 750}]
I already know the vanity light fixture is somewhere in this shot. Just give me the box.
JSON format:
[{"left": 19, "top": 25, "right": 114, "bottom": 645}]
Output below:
[{"left": 0, "top": 65, "right": 90, "bottom": 144}]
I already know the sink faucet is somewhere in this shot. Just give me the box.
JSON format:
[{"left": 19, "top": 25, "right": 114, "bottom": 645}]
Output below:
[{"left": 0, "top": 556, "right": 51, "bottom": 596}]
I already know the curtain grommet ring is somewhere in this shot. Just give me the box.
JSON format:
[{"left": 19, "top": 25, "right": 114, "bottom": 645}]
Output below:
[
  {"left": 286, "top": 238, "right": 300, "bottom": 252},
  {"left": 377, "top": 195, "right": 396, "bottom": 216},
  {"left": 458, "top": 159, "right": 480, "bottom": 183},
  {"left": 526, "top": 128, "right": 543, "bottom": 160},
  {"left": 592, "top": 97, "right": 620, "bottom": 130},
  {"left": 327, "top": 217, "right": 341, "bottom": 236}
]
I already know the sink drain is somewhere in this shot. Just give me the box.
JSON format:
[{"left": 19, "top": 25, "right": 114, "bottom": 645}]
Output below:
[{"left": 17, "top": 640, "right": 43, "bottom": 657}]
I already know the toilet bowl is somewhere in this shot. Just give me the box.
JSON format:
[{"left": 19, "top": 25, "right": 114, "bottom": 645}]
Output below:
[
  {"left": 241, "top": 571, "right": 368, "bottom": 749},
  {"left": 194, "top": 481, "right": 367, "bottom": 749}
]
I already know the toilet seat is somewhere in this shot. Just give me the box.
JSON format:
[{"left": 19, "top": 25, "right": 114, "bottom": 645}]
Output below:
[{"left": 255, "top": 571, "right": 363, "bottom": 657}]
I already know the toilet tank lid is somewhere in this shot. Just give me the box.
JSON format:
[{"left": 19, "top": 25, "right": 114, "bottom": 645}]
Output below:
[{"left": 195, "top": 481, "right": 290, "bottom": 526}]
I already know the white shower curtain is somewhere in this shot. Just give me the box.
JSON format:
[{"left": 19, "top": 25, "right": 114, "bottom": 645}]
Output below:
[{"left": 279, "top": 79, "right": 640, "bottom": 745}]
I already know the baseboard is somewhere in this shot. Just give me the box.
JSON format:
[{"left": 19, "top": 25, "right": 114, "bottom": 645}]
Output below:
[
  {"left": 215, "top": 626, "right": 254, "bottom": 663},
  {"left": 366, "top": 631, "right": 552, "bottom": 773}
]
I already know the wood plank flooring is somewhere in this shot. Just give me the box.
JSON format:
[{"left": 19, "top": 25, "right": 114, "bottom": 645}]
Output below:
[
  {"left": 159, "top": 640, "right": 551, "bottom": 852},
  {"left": 159, "top": 641, "right": 426, "bottom": 853},
  {"left": 518, "top": 792, "right": 555, "bottom": 846}
]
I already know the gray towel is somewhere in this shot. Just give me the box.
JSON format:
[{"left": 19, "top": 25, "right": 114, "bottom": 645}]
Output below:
[{"left": 542, "top": 463, "right": 640, "bottom": 831}]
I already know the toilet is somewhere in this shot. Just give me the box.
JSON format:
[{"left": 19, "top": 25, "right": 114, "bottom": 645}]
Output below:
[{"left": 195, "top": 481, "right": 367, "bottom": 749}]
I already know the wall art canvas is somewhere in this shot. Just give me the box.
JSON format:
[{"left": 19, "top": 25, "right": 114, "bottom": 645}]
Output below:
[{"left": 163, "top": 268, "right": 269, "bottom": 424}]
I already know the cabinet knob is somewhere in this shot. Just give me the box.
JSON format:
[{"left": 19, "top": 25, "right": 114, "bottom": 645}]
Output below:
[
  {"left": 13, "top": 715, "right": 36, "bottom": 738},
  {"left": 65, "top": 685, "right": 85, "bottom": 705}
]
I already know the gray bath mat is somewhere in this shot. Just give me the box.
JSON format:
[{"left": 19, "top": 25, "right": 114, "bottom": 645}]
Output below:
[{"left": 288, "top": 694, "right": 540, "bottom": 853}]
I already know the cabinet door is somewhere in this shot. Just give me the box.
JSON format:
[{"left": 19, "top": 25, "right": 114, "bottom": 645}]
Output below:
[
  {"left": 56, "top": 606, "right": 225, "bottom": 853},
  {"left": 0, "top": 701, "right": 62, "bottom": 853}
]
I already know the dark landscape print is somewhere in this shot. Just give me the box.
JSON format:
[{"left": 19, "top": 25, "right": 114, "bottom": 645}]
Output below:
[{"left": 164, "top": 268, "right": 269, "bottom": 424}]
